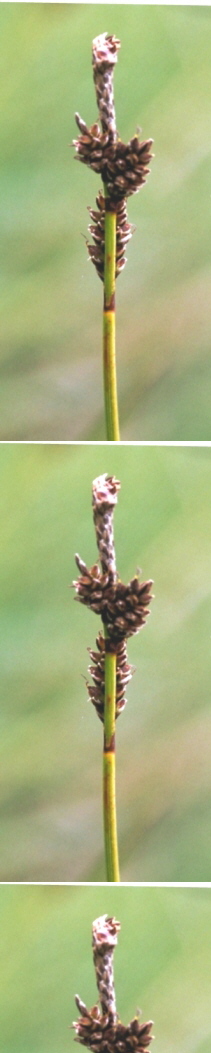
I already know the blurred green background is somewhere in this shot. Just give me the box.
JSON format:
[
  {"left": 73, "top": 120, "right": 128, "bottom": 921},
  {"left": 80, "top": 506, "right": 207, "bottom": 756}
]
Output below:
[
  {"left": 1, "top": 441, "right": 211, "bottom": 880},
  {"left": 1, "top": 3, "right": 211, "bottom": 439},
  {"left": 1, "top": 883, "right": 211, "bottom": 1053}
]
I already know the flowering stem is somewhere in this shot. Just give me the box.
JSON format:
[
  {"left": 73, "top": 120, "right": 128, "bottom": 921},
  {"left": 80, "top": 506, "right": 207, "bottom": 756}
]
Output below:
[
  {"left": 73, "top": 474, "right": 153, "bottom": 882},
  {"left": 103, "top": 628, "right": 120, "bottom": 882},
  {"left": 103, "top": 186, "right": 120, "bottom": 442}
]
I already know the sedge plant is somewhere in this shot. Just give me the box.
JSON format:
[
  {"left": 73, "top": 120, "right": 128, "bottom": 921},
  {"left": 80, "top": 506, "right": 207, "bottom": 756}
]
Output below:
[
  {"left": 72, "top": 914, "right": 154, "bottom": 1052},
  {"left": 73, "top": 33, "right": 154, "bottom": 441},
  {"left": 73, "top": 474, "right": 153, "bottom": 882}
]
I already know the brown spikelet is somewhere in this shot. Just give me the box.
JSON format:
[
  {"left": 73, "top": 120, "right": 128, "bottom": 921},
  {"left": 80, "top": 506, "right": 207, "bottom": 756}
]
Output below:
[
  {"left": 87, "top": 632, "right": 133, "bottom": 722},
  {"left": 73, "top": 117, "right": 154, "bottom": 203},
  {"left": 92, "top": 915, "right": 120, "bottom": 1018},
  {"left": 101, "top": 575, "right": 154, "bottom": 642},
  {"left": 92, "top": 473, "right": 120, "bottom": 578},
  {"left": 73, "top": 558, "right": 153, "bottom": 644},
  {"left": 87, "top": 192, "right": 134, "bottom": 281},
  {"left": 92, "top": 33, "right": 121, "bottom": 137}
]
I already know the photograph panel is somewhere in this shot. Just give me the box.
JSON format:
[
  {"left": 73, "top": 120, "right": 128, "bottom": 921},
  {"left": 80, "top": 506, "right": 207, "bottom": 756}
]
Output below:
[
  {"left": 1, "top": 3, "right": 211, "bottom": 439},
  {"left": 0, "top": 883, "right": 211, "bottom": 1053},
  {"left": 1, "top": 442, "right": 211, "bottom": 880}
]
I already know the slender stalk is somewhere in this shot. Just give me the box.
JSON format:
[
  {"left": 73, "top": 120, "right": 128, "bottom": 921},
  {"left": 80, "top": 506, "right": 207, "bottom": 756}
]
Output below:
[
  {"left": 103, "top": 628, "right": 120, "bottom": 882},
  {"left": 103, "top": 186, "right": 120, "bottom": 442}
]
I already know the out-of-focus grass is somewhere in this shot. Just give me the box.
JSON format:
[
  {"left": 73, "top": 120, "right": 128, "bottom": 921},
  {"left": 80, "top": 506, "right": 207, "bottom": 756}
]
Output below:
[
  {"left": 1, "top": 442, "right": 211, "bottom": 880},
  {"left": 1, "top": 4, "right": 211, "bottom": 439},
  {"left": 1, "top": 884, "right": 211, "bottom": 1053}
]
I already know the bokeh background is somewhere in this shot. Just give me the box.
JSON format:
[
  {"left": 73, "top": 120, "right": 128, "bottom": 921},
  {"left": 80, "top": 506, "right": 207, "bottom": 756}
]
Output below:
[
  {"left": 1, "top": 441, "right": 211, "bottom": 880},
  {"left": 1, "top": 3, "right": 211, "bottom": 440},
  {"left": 1, "top": 883, "right": 211, "bottom": 1053}
]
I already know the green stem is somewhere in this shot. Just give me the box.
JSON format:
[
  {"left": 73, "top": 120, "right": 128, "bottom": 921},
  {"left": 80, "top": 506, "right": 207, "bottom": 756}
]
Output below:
[
  {"left": 103, "top": 184, "right": 120, "bottom": 442},
  {"left": 103, "top": 629, "right": 120, "bottom": 882}
]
